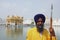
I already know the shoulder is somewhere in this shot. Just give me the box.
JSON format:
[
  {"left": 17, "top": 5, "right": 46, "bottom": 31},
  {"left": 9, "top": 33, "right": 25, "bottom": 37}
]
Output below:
[
  {"left": 26, "top": 27, "right": 36, "bottom": 36},
  {"left": 28, "top": 27, "right": 36, "bottom": 32},
  {"left": 44, "top": 28, "right": 48, "bottom": 32},
  {"left": 43, "top": 28, "right": 50, "bottom": 36},
  {"left": 43, "top": 28, "right": 49, "bottom": 34},
  {"left": 27, "top": 27, "right": 37, "bottom": 34}
]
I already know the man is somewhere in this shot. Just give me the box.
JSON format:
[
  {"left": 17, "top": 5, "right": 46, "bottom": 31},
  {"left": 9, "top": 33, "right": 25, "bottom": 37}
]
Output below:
[{"left": 26, "top": 14, "right": 56, "bottom": 40}]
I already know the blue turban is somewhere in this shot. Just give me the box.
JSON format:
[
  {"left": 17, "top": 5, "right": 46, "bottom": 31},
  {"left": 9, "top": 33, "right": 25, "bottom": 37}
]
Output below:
[{"left": 34, "top": 14, "right": 45, "bottom": 23}]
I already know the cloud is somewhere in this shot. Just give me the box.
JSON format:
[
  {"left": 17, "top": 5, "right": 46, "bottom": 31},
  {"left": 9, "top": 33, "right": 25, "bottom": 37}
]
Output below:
[{"left": 0, "top": 2, "right": 16, "bottom": 8}]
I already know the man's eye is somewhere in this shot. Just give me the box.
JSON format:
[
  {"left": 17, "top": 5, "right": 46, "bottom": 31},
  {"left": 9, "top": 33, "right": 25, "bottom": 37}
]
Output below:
[{"left": 37, "top": 21, "right": 43, "bottom": 22}]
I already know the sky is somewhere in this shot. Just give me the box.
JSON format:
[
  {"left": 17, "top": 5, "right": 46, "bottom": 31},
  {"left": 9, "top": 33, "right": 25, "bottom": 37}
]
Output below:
[{"left": 0, "top": 0, "right": 60, "bottom": 19}]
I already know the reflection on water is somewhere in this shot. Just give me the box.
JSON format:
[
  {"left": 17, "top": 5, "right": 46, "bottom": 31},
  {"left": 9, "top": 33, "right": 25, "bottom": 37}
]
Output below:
[
  {"left": 6, "top": 25, "right": 23, "bottom": 40},
  {"left": 0, "top": 24, "right": 60, "bottom": 40}
]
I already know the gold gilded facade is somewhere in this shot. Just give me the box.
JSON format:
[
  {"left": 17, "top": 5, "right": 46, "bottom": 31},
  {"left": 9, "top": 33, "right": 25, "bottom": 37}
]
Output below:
[{"left": 6, "top": 15, "right": 23, "bottom": 25}]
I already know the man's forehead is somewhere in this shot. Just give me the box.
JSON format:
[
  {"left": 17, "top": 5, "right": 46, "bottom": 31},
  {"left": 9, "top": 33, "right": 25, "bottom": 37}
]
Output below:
[
  {"left": 37, "top": 18, "right": 43, "bottom": 22},
  {"left": 38, "top": 18, "right": 43, "bottom": 20}
]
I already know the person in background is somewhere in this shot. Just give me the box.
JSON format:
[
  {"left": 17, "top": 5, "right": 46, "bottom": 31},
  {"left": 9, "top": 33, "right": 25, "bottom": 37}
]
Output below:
[{"left": 26, "top": 14, "right": 56, "bottom": 40}]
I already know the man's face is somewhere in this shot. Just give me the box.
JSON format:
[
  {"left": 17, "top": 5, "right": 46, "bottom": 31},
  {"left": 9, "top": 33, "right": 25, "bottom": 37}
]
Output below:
[
  {"left": 36, "top": 18, "right": 44, "bottom": 32},
  {"left": 36, "top": 18, "right": 43, "bottom": 26}
]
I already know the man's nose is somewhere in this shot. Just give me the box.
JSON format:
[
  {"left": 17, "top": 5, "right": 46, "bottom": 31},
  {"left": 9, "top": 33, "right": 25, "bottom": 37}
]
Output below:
[{"left": 38, "top": 21, "right": 43, "bottom": 24}]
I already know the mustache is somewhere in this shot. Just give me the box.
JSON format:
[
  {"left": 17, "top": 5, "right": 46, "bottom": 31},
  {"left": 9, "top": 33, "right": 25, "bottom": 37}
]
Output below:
[{"left": 37, "top": 24, "right": 44, "bottom": 28}]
